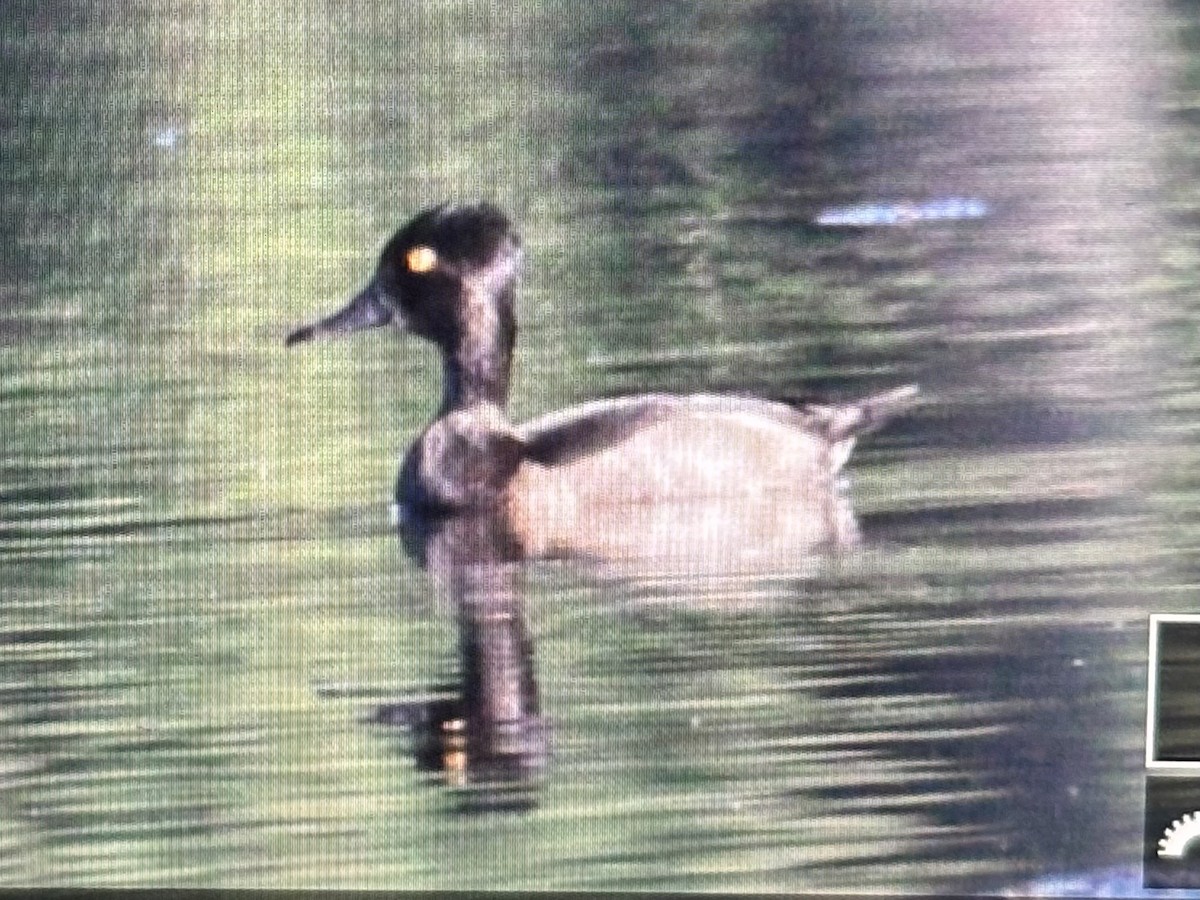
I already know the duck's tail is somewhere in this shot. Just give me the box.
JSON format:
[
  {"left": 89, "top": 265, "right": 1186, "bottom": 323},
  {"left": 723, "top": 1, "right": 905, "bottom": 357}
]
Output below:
[{"left": 822, "top": 384, "right": 920, "bottom": 444}]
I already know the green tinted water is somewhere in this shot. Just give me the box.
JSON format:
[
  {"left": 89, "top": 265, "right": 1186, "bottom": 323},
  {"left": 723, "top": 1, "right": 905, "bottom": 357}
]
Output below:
[{"left": 1, "top": 0, "right": 1194, "bottom": 891}]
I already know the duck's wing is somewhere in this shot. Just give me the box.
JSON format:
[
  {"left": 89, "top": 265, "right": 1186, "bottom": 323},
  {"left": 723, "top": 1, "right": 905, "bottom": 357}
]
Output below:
[{"left": 518, "top": 393, "right": 688, "bottom": 466}]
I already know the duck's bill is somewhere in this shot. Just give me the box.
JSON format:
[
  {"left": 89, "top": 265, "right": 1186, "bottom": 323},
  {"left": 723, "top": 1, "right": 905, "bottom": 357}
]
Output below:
[{"left": 285, "top": 282, "right": 395, "bottom": 347}]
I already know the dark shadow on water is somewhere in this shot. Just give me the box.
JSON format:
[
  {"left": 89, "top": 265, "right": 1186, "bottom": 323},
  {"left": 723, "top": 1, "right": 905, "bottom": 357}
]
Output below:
[
  {"left": 865, "top": 497, "right": 1130, "bottom": 549},
  {"left": 805, "top": 620, "right": 1144, "bottom": 886},
  {"left": 373, "top": 512, "right": 549, "bottom": 813}
]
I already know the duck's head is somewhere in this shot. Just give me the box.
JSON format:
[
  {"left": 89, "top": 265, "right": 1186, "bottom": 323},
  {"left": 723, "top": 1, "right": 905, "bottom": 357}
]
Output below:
[{"left": 286, "top": 202, "right": 523, "bottom": 407}]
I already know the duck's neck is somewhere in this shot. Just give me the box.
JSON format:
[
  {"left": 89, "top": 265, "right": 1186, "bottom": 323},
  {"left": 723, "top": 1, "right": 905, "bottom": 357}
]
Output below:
[
  {"left": 439, "top": 285, "right": 516, "bottom": 413},
  {"left": 441, "top": 348, "right": 511, "bottom": 411}
]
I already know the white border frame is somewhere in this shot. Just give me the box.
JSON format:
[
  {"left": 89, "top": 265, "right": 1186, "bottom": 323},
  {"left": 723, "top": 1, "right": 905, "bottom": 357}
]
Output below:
[{"left": 1146, "top": 614, "right": 1200, "bottom": 770}]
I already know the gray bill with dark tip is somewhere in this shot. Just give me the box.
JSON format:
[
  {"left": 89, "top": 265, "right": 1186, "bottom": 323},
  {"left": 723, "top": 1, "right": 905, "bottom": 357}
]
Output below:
[{"left": 285, "top": 282, "right": 394, "bottom": 347}]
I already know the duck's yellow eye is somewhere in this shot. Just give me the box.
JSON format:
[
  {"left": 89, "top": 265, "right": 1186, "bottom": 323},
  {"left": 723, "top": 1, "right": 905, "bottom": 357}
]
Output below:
[{"left": 406, "top": 245, "right": 438, "bottom": 273}]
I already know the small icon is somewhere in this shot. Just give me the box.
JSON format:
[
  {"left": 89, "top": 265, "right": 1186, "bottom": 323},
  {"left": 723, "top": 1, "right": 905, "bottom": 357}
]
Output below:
[
  {"left": 1159, "top": 811, "right": 1200, "bottom": 859},
  {"left": 1145, "top": 778, "right": 1200, "bottom": 888}
]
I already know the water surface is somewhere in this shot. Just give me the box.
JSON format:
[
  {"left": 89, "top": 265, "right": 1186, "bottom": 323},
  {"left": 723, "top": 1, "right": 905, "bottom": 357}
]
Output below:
[{"left": 1, "top": 0, "right": 1196, "bottom": 891}]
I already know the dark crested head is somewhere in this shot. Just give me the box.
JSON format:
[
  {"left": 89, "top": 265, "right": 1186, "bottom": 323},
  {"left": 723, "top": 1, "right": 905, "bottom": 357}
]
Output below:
[
  {"left": 383, "top": 203, "right": 518, "bottom": 281},
  {"left": 284, "top": 202, "right": 523, "bottom": 350},
  {"left": 374, "top": 202, "right": 521, "bottom": 344}
]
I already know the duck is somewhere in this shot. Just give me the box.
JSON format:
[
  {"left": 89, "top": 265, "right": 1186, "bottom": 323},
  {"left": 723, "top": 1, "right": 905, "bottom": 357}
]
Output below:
[{"left": 286, "top": 202, "right": 917, "bottom": 569}]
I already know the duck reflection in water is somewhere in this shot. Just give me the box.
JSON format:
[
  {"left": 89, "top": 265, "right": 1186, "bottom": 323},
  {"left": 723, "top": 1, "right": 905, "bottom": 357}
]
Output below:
[{"left": 286, "top": 203, "right": 917, "bottom": 797}]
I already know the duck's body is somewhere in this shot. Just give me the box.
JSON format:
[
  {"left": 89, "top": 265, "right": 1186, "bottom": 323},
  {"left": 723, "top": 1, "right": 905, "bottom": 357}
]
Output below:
[
  {"left": 287, "top": 203, "right": 916, "bottom": 567},
  {"left": 512, "top": 394, "right": 852, "bottom": 561}
]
